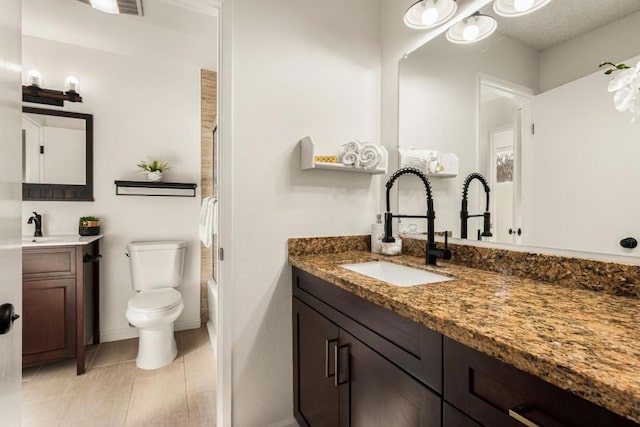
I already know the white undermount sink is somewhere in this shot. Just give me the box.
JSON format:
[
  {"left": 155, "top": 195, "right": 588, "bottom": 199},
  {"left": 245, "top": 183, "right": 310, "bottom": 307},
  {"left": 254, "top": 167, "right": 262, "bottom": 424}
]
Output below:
[{"left": 340, "top": 261, "right": 453, "bottom": 287}]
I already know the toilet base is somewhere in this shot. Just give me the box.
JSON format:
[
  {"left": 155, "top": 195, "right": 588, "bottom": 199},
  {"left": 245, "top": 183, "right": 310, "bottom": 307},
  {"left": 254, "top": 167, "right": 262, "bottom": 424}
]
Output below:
[{"left": 136, "top": 324, "right": 178, "bottom": 370}]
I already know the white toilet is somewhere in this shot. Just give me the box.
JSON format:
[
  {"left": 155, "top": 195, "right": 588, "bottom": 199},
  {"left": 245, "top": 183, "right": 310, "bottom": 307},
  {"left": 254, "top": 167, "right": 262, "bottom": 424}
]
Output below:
[{"left": 125, "top": 240, "right": 186, "bottom": 370}]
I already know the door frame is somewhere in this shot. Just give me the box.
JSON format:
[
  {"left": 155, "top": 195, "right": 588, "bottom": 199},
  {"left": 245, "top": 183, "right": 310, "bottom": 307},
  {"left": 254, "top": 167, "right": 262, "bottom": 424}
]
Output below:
[
  {"left": 216, "top": 0, "right": 233, "bottom": 426},
  {"left": 478, "top": 74, "right": 534, "bottom": 246},
  {"left": 0, "top": 0, "right": 24, "bottom": 424}
]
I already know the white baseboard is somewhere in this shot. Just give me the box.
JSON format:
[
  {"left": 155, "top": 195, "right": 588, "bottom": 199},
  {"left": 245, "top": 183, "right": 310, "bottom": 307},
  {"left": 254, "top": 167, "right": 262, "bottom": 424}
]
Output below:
[
  {"left": 176, "top": 318, "right": 203, "bottom": 331},
  {"left": 100, "top": 318, "right": 202, "bottom": 343},
  {"left": 266, "top": 417, "right": 299, "bottom": 427}
]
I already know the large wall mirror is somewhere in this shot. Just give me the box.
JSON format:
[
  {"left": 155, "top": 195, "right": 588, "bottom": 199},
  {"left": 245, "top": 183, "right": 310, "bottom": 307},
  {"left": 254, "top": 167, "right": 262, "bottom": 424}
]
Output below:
[
  {"left": 397, "top": 0, "right": 640, "bottom": 258},
  {"left": 22, "top": 107, "right": 93, "bottom": 201}
]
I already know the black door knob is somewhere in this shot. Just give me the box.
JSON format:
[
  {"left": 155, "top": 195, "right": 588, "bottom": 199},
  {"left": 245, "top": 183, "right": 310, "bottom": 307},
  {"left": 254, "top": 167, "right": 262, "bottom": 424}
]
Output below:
[
  {"left": 508, "top": 228, "right": 513, "bottom": 235},
  {"left": 0, "top": 303, "right": 20, "bottom": 335},
  {"left": 620, "top": 237, "right": 638, "bottom": 249}
]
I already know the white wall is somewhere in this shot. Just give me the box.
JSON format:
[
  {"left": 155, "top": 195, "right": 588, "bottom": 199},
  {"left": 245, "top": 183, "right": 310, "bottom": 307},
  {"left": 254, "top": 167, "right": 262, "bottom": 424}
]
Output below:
[
  {"left": 540, "top": 10, "right": 640, "bottom": 92},
  {"left": 528, "top": 60, "right": 640, "bottom": 254},
  {"left": 228, "top": 0, "right": 381, "bottom": 424},
  {"left": 22, "top": 36, "right": 203, "bottom": 341}
]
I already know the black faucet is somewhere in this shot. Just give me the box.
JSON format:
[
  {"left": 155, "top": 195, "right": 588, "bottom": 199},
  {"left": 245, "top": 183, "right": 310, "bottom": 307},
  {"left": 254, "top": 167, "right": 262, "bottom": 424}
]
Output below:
[
  {"left": 460, "top": 173, "right": 492, "bottom": 240},
  {"left": 383, "top": 167, "right": 451, "bottom": 265},
  {"left": 27, "top": 212, "right": 43, "bottom": 238}
]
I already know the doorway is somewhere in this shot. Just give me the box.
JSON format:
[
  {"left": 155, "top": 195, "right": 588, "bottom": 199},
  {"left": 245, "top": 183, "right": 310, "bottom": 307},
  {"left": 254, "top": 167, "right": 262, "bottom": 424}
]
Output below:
[
  {"left": 479, "top": 75, "right": 533, "bottom": 245},
  {"left": 13, "top": 0, "right": 222, "bottom": 425}
]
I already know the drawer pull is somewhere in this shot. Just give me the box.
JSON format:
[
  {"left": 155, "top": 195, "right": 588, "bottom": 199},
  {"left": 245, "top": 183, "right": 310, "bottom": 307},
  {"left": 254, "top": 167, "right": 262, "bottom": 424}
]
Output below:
[
  {"left": 334, "top": 344, "right": 350, "bottom": 386},
  {"left": 509, "top": 407, "right": 541, "bottom": 427},
  {"left": 325, "top": 338, "right": 338, "bottom": 378}
]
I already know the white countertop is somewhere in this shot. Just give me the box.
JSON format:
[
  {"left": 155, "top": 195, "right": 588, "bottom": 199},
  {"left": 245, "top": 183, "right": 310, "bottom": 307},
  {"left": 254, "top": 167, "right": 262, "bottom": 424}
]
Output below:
[{"left": 21, "top": 234, "right": 104, "bottom": 248}]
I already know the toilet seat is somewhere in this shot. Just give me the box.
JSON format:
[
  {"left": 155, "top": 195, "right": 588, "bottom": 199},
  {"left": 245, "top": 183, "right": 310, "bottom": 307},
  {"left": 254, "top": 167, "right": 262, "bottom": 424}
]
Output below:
[{"left": 128, "top": 288, "right": 183, "bottom": 312}]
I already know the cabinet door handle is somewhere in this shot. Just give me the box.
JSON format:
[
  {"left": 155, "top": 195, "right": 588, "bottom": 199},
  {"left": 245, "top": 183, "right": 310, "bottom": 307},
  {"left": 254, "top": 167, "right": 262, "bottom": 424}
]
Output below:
[
  {"left": 325, "top": 338, "right": 338, "bottom": 378},
  {"left": 509, "top": 407, "right": 541, "bottom": 427},
  {"left": 334, "top": 344, "right": 350, "bottom": 387}
]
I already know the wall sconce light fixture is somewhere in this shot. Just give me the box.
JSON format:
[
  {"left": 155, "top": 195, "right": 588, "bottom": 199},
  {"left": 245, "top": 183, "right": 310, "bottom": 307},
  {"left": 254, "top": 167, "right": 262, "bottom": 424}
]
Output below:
[
  {"left": 404, "top": 0, "right": 458, "bottom": 29},
  {"left": 446, "top": 12, "right": 497, "bottom": 44},
  {"left": 403, "top": 0, "right": 552, "bottom": 45},
  {"left": 22, "top": 71, "right": 83, "bottom": 106},
  {"left": 493, "top": 0, "right": 552, "bottom": 17}
]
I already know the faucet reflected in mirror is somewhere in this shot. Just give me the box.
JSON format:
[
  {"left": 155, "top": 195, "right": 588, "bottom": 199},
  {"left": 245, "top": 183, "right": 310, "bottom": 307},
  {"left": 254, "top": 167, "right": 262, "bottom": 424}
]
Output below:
[
  {"left": 27, "top": 211, "right": 43, "bottom": 237},
  {"left": 460, "top": 173, "right": 493, "bottom": 240},
  {"left": 383, "top": 167, "right": 451, "bottom": 265}
]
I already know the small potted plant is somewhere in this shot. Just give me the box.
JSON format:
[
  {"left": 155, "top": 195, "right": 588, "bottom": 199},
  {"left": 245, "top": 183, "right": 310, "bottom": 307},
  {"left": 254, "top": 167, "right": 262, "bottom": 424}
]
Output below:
[
  {"left": 79, "top": 216, "right": 101, "bottom": 236},
  {"left": 137, "top": 160, "right": 170, "bottom": 182}
]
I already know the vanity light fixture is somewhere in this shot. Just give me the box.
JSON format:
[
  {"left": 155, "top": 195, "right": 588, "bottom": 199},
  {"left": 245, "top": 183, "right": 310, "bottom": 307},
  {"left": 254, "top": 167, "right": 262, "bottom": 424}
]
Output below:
[
  {"left": 26, "top": 69, "right": 42, "bottom": 87},
  {"left": 89, "top": 0, "right": 119, "bottom": 14},
  {"left": 404, "top": 0, "right": 457, "bottom": 29},
  {"left": 22, "top": 73, "right": 83, "bottom": 107},
  {"left": 446, "top": 12, "right": 497, "bottom": 44},
  {"left": 493, "top": 0, "right": 552, "bottom": 17}
]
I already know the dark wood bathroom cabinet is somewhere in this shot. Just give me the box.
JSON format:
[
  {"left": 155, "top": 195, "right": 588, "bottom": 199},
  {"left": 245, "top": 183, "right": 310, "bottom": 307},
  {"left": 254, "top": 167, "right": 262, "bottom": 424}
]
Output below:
[
  {"left": 291, "top": 267, "right": 637, "bottom": 427},
  {"left": 22, "top": 240, "right": 101, "bottom": 375}
]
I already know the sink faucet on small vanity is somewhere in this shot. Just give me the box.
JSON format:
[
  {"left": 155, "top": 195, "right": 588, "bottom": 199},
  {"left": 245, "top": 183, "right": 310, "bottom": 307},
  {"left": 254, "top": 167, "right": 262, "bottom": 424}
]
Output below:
[
  {"left": 27, "top": 211, "right": 43, "bottom": 238},
  {"left": 460, "top": 173, "right": 492, "bottom": 240},
  {"left": 382, "top": 167, "right": 451, "bottom": 265}
]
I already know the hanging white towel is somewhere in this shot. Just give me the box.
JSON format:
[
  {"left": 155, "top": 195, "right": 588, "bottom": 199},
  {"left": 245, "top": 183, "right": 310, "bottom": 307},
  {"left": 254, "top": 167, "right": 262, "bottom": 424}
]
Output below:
[{"left": 199, "top": 196, "right": 217, "bottom": 248}]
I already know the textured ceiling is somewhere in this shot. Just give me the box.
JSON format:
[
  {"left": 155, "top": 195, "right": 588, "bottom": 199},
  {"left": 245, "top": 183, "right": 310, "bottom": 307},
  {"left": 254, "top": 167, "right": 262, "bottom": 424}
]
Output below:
[{"left": 486, "top": 0, "right": 640, "bottom": 50}]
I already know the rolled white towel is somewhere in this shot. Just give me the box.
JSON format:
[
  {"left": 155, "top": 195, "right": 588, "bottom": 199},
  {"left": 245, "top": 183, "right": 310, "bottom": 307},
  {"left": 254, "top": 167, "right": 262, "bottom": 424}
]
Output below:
[
  {"left": 342, "top": 151, "right": 360, "bottom": 167},
  {"left": 342, "top": 140, "right": 362, "bottom": 154},
  {"left": 359, "top": 143, "right": 383, "bottom": 170}
]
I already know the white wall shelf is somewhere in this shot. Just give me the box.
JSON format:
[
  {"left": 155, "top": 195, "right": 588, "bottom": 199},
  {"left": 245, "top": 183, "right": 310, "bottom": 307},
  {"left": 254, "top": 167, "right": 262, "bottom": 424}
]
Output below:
[
  {"left": 300, "top": 136, "right": 388, "bottom": 175},
  {"left": 114, "top": 180, "right": 197, "bottom": 197},
  {"left": 399, "top": 148, "right": 458, "bottom": 178}
]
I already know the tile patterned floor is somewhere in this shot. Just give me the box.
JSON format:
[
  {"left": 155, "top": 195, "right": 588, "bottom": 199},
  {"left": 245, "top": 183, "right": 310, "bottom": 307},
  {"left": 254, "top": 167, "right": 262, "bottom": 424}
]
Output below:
[{"left": 22, "top": 327, "right": 216, "bottom": 427}]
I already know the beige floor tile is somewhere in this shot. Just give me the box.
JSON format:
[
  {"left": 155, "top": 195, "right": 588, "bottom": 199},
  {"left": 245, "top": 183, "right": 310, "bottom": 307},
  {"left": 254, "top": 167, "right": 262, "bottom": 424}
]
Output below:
[
  {"left": 79, "top": 361, "right": 137, "bottom": 395},
  {"left": 85, "top": 346, "right": 99, "bottom": 368},
  {"left": 185, "top": 345, "right": 216, "bottom": 395},
  {"left": 22, "top": 365, "right": 41, "bottom": 382},
  {"left": 22, "top": 359, "right": 86, "bottom": 404},
  {"left": 62, "top": 384, "right": 131, "bottom": 426},
  {"left": 22, "top": 395, "right": 74, "bottom": 427},
  {"left": 187, "top": 391, "right": 216, "bottom": 426},
  {"left": 182, "top": 327, "right": 210, "bottom": 356},
  {"left": 92, "top": 338, "right": 138, "bottom": 368},
  {"left": 21, "top": 333, "right": 216, "bottom": 427},
  {"left": 135, "top": 354, "right": 185, "bottom": 379},
  {"left": 126, "top": 370, "right": 189, "bottom": 427}
]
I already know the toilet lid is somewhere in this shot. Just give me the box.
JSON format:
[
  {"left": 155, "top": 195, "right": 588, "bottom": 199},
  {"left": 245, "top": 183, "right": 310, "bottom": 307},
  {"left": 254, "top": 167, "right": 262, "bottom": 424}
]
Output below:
[{"left": 128, "top": 288, "right": 183, "bottom": 312}]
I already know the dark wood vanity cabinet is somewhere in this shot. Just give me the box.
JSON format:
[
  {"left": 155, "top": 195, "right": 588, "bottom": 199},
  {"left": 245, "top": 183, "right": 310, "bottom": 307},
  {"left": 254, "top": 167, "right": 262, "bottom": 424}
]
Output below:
[
  {"left": 293, "top": 268, "right": 442, "bottom": 427},
  {"left": 22, "top": 241, "right": 100, "bottom": 374},
  {"left": 443, "top": 337, "right": 637, "bottom": 427},
  {"left": 292, "top": 267, "right": 639, "bottom": 427}
]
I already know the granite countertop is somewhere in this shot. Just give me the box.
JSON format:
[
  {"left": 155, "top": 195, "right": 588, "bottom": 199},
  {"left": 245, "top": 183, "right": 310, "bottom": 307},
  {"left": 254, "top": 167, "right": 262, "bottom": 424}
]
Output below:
[
  {"left": 289, "top": 250, "right": 640, "bottom": 423},
  {"left": 21, "top": 234, "right": 104, "bottom": 248}
]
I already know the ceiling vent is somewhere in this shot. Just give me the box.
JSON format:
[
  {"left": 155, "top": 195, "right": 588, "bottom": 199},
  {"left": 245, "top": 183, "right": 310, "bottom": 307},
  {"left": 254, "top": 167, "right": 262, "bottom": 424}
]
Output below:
[{"left": 78, "top": 0, "right": 144, "bottom": 16}]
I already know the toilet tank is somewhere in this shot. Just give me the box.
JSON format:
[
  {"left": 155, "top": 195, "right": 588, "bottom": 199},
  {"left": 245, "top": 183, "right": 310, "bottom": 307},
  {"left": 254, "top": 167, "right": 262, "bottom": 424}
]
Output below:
[{"left": 127, "top": 241, "right": 186, "bottom": 291}]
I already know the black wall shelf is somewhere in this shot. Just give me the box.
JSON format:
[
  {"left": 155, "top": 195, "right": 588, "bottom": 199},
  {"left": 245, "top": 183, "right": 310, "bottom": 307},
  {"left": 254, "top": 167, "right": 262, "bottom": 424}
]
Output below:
[{"left": 114, "top": 180, "right": 197, "bottom": 197}]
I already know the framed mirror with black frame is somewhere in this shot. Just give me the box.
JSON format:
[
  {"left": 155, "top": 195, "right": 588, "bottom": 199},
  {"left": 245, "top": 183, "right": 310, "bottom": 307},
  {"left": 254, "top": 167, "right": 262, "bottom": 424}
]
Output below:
[{"left": 22, "top": 106, "right": 94, "bottom": 201}]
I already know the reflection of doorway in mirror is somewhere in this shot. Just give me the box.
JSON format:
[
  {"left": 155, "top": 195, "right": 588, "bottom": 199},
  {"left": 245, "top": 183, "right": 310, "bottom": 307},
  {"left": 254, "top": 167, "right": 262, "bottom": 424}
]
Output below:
[
  {"left": 490, "top": 128, "right": 515, "bottom": 244},
  {"left": 480, "top": 76, "right": 533, "bottom": 246}
]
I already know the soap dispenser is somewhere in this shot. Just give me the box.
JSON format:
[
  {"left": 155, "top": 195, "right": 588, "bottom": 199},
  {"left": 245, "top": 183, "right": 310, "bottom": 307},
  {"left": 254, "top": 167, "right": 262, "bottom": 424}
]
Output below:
[{"left": 371, "top": 214, "right": 384, "bottom": 254}]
